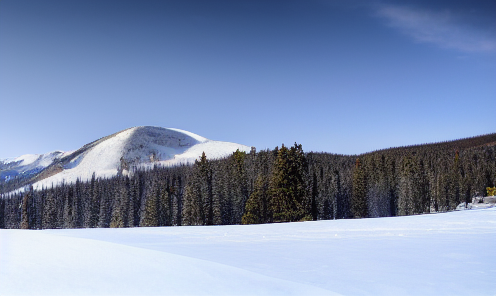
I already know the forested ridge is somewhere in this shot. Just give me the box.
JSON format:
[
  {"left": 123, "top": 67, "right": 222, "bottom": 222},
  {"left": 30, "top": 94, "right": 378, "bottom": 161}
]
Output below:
[{"left": 1, "top": 133, "right": 495, "bottom": 229}]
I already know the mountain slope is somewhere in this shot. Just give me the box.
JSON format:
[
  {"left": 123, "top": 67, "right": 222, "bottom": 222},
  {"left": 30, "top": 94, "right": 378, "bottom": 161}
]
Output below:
[
  {"left": 0, "top": 151, "right": 73, "bottom": 183},
  {"left": 2, "top": 126, "right": 251, "bottom": 192}
]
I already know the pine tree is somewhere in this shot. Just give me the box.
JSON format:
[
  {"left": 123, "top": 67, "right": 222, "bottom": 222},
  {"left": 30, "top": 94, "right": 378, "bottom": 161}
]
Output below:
[
  {"left": 110, "top": 177, "right": 129, "bottom": 228},
  {"left": 141, "top": 178, "right": 160, "bottom": 227},
  {"left": 242, "top": 175, "right": 270, "bottom": 224},
  {"left": 352, "top": 158, "right": 368, "bottom": 218},
  {"left": 231, "top": 149, "right": 249, "bottom": 223},
  {"left": 181, "top": 152, "right": 213, "bottom": 225},
  {"left": 63, "top": 185, "right": 75, "bottom": 228},
  {"left": 0, "top": 198, "right": 5, "bottom": 229},
  {"left": 88, "top": 173, "right": 100, "bottom": 228},
  {"left": 158, "top": 184, "right": 170, "bottom": 226},
  {"left": 20, "top": 192, "right": 30, "bottom": 229},
  {"left": 42, "top": 187, "right": 57, "bottom": 229},
  {"left": 170, "top": 174, "right": 183, "bottom": 226},
  {"left": 98, "top": 182, "right": 112, "bottom": 228},
  {"left": 311, "top": 172, "right": 318, "bottom": 220},
  {"left": 270, "top": 143, "right": 309, "bottom": 222}
]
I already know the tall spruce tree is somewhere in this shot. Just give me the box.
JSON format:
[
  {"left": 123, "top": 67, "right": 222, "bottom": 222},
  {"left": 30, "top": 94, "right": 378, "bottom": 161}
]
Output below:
[
  {"left": 352, "top": 158, "right": 368, "bottom": 218},
  {"left": 242, "top": 175, "right": 270, "bottom": 224},
  {"left": 20, "top": 192, "right": 30, "bottom": 229},
  {"left": 110, "top": 177, "right": 129, "bottom": 228},
  {"left": 231, "top": 149, "right": 249, "bottom": 223},
  {"left": 182, "top": 152, "right": 212, "bottom": 225},
  {"left": 311, "top": 172, "right": 318, "bottom": 220},
  {"left": 270, "top": 143, "right": 309, "bottom": 222},
  {"left": 141, "top": 178, "right": 160, "bottom": 227}
]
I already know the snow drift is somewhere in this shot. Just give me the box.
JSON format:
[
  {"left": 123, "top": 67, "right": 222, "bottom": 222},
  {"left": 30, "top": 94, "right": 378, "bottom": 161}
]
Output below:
[{"left": 1, "top": 208, "right": 495, "bottom": 295}]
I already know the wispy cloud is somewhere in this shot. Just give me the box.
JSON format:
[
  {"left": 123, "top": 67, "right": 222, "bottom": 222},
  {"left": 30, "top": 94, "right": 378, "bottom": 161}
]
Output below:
[{"left": 376, "top": 4, "right": 496, "bottom": 53}]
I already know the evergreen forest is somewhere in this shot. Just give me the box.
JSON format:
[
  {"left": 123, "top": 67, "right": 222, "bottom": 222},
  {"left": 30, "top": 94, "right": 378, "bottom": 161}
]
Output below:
[{"left": 1, "top": 133, "right": 495, "bottom": 229}]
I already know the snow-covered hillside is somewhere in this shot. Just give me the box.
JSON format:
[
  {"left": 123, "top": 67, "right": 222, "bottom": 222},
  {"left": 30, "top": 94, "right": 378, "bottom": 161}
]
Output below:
[
  {"left": 0, "top": 151, "right": 72, "bottom": 183},
  {"left": 2, "top": 126, "right": 251, "bottom": 191},
  {"left": 1, "top": 208, "right": 495, "bottom": 296}
]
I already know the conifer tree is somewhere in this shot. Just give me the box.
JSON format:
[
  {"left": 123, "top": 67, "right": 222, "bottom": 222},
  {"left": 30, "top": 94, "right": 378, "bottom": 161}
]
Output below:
[
  {"left": 270, "top": 143, "right": 309, "bottom": 222},
  {"left": 334, "top": 169, "right": 347, "bottom": 219},
  {"left": 352, "top": 158, "right": 368, "bottom": 218},
  {"left": 88, "top": 174, "right": 100, "bottom": 228},
  {"left": 20, "top": 192, "right": 30, "bottom": 229},
  {"left": 42, "top": 188, "right": 57, "bottom": 229},
  {"left": 63, "top": 185, "right": 75, "bottom": 228},
  {"left": 242, "top": 175, "right": 270, "bottom": 224},
  {"left": 311, "top": 172, "right": 318, "bottom": 220},
  {"left": 158, "top": 184, "right": 170, "bottom": 226},
  {"left": 0, "top": 198, "right": 5, "bottom": 229},
  {"left": 182, "top": 183, "right": 201, "bottom": 225},
  {"left": 98, "top": 183, "right": 112, "bottom": 228},
  {"left": 182, "top": 152, "right": 212, "bottom": 225},
  {"left": 169, "top": 174, "right": 182, "bottom": 226},
  {"left": 110, "top": 177, "right": 129, "bottom": 228},
  {"left": 141, "top": 179, "right": 160, "bottom": 227},
  {"left": 128, "top": 172, "right": 143, "bottom": 227}
]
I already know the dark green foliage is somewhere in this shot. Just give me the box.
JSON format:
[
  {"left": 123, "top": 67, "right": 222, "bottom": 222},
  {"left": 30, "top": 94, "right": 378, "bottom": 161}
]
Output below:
[
  {"left": 20, "top": 193, "right": 29, "bottom": 229},
  {"left": 86, "top": 173, "right": 100, "bottom": 228},
  {"left": 0, "top": 198, "right": 5, "bottom": 229},
  {"left": 242, "top": 175, "right": 270, "bottom": 224},
  {"left": 270, "top": 143, "right": 310, "bottom": 222},
  {"left": 182, "top": 152, "right": 213, "bottom": 225},
  {"left": 231, "top": 149, "right": 249, "bottom": 223},
  {"left": 140, "top": 178, "right": 160, "bottom": 227},
  {"left": 352, "top": 158, "right": 368, "bottom": 218},
  {"left": 110, "top": 177, "right": 130, "bottom": 228},
  {"left": 310, "top": 172, "right": 318, "bottom": 221}
]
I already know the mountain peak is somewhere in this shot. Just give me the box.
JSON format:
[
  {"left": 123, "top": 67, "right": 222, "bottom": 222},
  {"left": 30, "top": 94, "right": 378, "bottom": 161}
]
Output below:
[{"left": 2, "top": 127, "right": 251, "bottom": 192}]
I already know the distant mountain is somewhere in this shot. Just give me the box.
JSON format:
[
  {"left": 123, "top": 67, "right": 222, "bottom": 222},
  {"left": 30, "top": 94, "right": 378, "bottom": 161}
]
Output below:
[
  {"left": 1, "top": 126, "right": 252, "bottom": 192},
  {"left": 0, "top": 151, "right": 71, "bottom": 183}
]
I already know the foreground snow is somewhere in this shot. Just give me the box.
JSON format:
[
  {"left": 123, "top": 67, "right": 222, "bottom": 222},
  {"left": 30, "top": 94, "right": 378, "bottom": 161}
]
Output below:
[{"left": 1, "top": 209, "right": 495, "bottom": 296}]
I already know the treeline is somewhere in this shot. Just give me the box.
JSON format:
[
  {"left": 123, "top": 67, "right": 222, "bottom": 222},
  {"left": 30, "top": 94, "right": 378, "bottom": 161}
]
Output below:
[{"left": 1, "top": 133, "right": 495, "bottom": 229}]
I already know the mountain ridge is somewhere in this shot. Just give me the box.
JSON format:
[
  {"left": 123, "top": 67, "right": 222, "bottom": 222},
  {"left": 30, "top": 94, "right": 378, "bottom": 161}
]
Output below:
[{"left": 1, "top": 126, "right": 252, "bottom": 193}]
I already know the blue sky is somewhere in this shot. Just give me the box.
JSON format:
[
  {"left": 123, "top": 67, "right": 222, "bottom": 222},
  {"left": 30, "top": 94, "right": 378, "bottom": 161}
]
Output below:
[{"left": 1, "top": 0, "right": 495, "bottom": 158}]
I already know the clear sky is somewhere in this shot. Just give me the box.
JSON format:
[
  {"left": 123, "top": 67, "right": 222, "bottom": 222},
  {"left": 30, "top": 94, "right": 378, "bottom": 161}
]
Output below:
[{"left": 1, "top": 0, "right": 495, "bottom": 158}]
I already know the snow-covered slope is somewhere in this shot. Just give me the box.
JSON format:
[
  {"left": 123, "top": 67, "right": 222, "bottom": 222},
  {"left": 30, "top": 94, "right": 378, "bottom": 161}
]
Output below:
[
  {"left": 5, "top": 127, "right": 251, "bottom": 191},
  {"left": 0, "top": 151, "right": 72, "bottom": 183},
  {"left": 1, "top": 208, "right": 495, "bottom": 295}
]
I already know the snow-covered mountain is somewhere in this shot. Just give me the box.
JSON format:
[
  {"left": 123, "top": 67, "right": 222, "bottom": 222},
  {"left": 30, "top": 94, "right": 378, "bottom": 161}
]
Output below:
[
  {"left": 0, "top": 151, "right": 72, "bottom": 183},
  {"left": 2, "top": 126, "right": 252, "bottom": 191}
]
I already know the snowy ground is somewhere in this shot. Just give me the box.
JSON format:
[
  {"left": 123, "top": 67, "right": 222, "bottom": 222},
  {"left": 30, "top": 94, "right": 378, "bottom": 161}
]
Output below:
[{"left": 1, "top": 208, "right": 495, "bottom": 296}]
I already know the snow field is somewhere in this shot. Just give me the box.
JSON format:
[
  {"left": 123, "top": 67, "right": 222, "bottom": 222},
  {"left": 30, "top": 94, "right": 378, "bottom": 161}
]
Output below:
[
  {"left": 0, "top": 230, "right": 334, "bottom": 296},
  {"left": 1, "top": 208, "right": 495, "bottom": 295}
]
